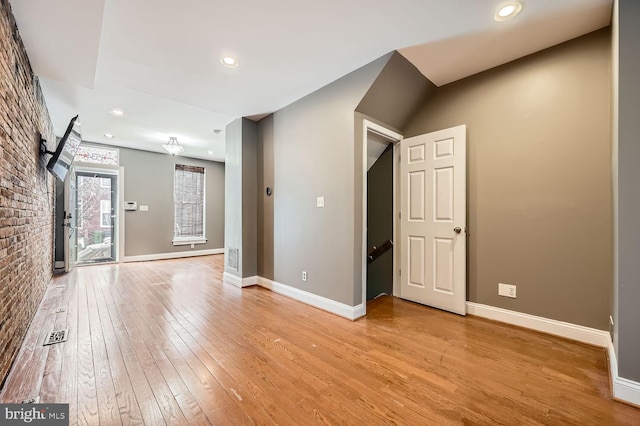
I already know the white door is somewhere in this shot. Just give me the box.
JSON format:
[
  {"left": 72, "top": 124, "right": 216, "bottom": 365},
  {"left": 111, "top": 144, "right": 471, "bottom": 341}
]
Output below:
[
  {"left": 64, "top": 167, "right": 77, "bottom": 272},
  {"left": 400, "top": 125, "right": 466, "bottom": 315}
]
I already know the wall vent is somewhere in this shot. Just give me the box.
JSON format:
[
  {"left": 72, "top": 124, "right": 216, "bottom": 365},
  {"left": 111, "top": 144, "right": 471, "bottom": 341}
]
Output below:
[
  {"left": 228, "top": 248, "right": 239, "bottom": 271},
  {"left": 43, "top": 329, "right": 68, "bottom": 346}
]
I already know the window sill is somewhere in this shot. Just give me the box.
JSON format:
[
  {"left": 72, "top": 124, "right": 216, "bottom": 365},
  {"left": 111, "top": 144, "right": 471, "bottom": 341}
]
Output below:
[{"left": 172, "top": 238, "right": 207, "bottom": 246}]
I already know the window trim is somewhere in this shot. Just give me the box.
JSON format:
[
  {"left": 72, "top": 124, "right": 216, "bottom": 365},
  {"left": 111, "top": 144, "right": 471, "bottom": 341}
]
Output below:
[
  {"left": 172, "top": 164, "right": 206, "bottom": 246},
  {"left": 172, "top": 237, "right": 207, "bottom": 246}
]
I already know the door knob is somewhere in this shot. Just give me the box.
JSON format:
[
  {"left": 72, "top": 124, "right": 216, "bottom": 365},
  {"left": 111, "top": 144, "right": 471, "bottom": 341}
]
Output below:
[{"left": 453, "top": 227, "right": 462, "bottom": 234}]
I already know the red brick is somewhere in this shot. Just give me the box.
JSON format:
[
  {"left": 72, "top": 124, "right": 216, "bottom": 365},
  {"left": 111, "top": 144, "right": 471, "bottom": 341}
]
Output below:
[{"left": 0, "top": 0, "right": 54, "bottom": 385}]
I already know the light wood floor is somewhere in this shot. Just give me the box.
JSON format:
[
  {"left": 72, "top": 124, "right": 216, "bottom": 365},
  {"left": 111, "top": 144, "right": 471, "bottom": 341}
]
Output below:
[{"left": 1, "top": 255, "right": 638, "bottom": 425}]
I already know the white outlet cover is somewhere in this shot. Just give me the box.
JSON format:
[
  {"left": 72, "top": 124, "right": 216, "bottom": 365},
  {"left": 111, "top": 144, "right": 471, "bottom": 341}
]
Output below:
[
  {"left": 140, "top": 205, "right": 149, "bottom": 211},
  {"left": 316, "top": 197, "right": 325, "bottom": 208},
  {"left": 498, "top": 283, "right": 517, "bottom": 298}
]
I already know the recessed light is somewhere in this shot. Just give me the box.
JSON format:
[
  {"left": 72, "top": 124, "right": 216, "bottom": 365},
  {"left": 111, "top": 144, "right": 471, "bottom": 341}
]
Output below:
[
  {"left": 208, "top": 150, "right": 214, "bottom": 155},
  {"left": 110, "top": 109, "right": 124, "bottom": 117},
  {"left": 220, "top": 56, "right": 238, "bottom": 68},
  {"left": 494, "top": 1, "right": 524, "bottom": 21},
  {"left": 104, "top": 133, "right": 114, "bottom": 139}
]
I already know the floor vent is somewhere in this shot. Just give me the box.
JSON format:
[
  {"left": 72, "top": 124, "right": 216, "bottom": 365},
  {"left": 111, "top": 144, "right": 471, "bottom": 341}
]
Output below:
[
  {"left": 21, "top": 396, "right": 40, "bottom": 404},
  {"left": 43, "top": 329, "right": 69, "bottom": 346},
  {"left": 55, "top": 308, "right": 65, "bottom": 313},
  {"left": 228, "top": 248, "right": 239, "bottom": 271}
]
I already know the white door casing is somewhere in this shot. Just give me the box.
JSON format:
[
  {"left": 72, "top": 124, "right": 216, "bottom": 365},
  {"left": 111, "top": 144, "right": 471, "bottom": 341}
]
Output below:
[
  {"left": 400, "top": 125, "right": 467, "bottom": 315},
  {"left": 64, "top": 167, "right": 77, "bottom": 272}
]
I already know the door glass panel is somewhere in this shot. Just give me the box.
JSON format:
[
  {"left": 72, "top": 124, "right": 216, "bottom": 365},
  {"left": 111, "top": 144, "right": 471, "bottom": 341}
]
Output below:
[{"left": 68, "top": 171, "right": 77, "bottom": 269}]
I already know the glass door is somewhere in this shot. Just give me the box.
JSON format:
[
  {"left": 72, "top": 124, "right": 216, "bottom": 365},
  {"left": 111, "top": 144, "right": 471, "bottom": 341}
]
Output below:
[{"left": 74, "top": 171, "right": 118, "bottom": 265}]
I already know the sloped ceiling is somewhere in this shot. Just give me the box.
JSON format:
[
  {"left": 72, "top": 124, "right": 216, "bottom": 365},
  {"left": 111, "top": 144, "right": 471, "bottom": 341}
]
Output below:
[{"left": 9, "top": 0, "right": 612, "bottom": 161}]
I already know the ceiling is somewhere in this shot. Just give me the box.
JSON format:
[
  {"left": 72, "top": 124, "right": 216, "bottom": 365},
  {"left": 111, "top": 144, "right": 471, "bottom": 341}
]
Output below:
[{"left": 9, "top": 0, "right": 612, "bottom": 162}]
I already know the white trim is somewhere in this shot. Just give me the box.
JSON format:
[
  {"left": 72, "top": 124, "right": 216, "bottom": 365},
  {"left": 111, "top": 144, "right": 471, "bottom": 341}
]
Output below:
[
  {"left": 54, "top": 261, "right": 65, "bottom": 269},
  {"left": 223, "top": 273, "right": 258, "bottom": 288},
  {"left": 361, "top": 120, "right": 403, "bottom": 312},
  {"left": 172, "top": 238, "right": 207, "bottom": 246},
  {"left": 118, "top": 166, "right": 125, "bottom": 263},
  {"left": 123, "top": 248, "right": 223, "bottom": 263},
  {"left": 466, "top": 302, "right": 610, "bottom": 347},
  {"left": 607, "top": 338, "right": 640, "bottom": 406},
  {"left": 258, "top": 277, "right": 365, "bottom": 321}
]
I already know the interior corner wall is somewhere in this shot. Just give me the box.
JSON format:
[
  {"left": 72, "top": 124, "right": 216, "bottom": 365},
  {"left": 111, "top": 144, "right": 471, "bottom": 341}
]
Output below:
[
  {"left": 404, "top": 29, "right": 612, "bottom": 330},
  {"left": 617, "top": 0, "right": 640, "bottom": 382},
  {"left": 0, "top": 1, "right": 56, "bottom": 384},
  {"left": 265, "top": 55, "right": 390, "bottom": 306},
  {"left": 257, "top": 115, "right": 275, "bottom": 280},
  {"left": 113, "top": 146, "right": 224, "bottom": 257}
]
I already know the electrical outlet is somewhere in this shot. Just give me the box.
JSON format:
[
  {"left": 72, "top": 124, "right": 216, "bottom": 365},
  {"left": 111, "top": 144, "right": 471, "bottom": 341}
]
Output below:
[
  {"left": 498, "top": 283, "right": 516, "bottom": 298},
  {"left": 302, "top": 271, "right": 308, "bottom": 282}
]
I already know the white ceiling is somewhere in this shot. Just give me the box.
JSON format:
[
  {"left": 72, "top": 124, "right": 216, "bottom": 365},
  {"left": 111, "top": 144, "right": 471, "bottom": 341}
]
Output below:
[{"left": 9, "top": 0, "right": 612, "bottom": 162}]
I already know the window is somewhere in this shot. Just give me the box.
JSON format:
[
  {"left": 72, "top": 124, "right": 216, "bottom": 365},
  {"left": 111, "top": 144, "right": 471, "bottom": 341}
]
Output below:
[
  {"left": 173, "top": 164, "right": 206, "bottom": 245},
  {"left": 100, "top": 199, "right": 111, "bottom": 228},
  {"left": 75, "top": 145, "right": 119, "bottom": 165}
]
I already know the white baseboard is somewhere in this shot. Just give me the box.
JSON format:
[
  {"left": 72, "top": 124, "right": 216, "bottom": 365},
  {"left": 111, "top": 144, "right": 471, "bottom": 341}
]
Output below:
[
  {"left": 223, "top": 272, "right": 258, "bottom": 288},
  {"left": 123, "top": 248, "right": 223, "bottom": 263},
  {"left": 607, "top": 339, "right": 640, "bottom": 406},
  {"left": 54, "top": 261, "right": 65, "bottom": 269},
  {"left": 257, "top": 277, "right": 365, "bottom": 321},
  {"left": 466, "top": 302, "right": 610, "bottom": 347}
]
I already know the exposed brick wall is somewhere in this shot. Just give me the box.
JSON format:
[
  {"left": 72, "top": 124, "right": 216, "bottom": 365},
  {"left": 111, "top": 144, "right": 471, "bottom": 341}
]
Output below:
[{"left": 0, "top": 0, "right": 55, "bottom": 385}]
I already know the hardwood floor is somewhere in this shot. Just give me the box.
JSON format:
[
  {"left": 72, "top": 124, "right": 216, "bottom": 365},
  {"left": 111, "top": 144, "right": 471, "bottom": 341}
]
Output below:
[{"left": 1, "top": 255, "right": 638, "bottom": 425}]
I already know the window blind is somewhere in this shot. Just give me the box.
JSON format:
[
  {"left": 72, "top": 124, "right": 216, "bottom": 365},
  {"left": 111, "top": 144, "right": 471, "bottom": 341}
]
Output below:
[{"left": 174, "top": 164, "right": 205, "bottom": 240}]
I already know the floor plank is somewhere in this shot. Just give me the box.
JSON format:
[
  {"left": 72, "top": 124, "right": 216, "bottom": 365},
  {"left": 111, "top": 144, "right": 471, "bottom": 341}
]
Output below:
[{"left": 1, "top": 255, "right": 639, "bottom": 425}]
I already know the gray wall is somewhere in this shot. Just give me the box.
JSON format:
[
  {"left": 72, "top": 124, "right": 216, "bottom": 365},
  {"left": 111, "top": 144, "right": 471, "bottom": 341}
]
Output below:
[
  {"left": 357, "top": 52, "right": 437, "bottom": 131},
  {"left": 117, "top": 146, "right": 225, "bottom": 256},
  {"left": 242, "top": 119, "right": 258, "bottom": 277},
  {"left": 404, "top": 29, "right": 612, "bottom": 330},
  {"left": 257, "top": 115, "right": 275, "bottom": 280},
  {"left": 54, "top": 179, "right": 65, "bottom": 263},
  {"left": 257, "top": 55, "right": 390, "bottom": 305},
  {"left": 224, "top": 118, "right": 258, "bottom": 278},
  {"left": 616, "top": 0, "right": 640, "bottom": 381}
]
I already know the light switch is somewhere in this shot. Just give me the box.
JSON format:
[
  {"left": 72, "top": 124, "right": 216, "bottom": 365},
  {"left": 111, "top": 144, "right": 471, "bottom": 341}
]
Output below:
[
  {"left": 316, "top": 197, "right": 325, "bottom": 208},
  {"left": 139, "top": 205, "right": 149, "bottom": 211}
]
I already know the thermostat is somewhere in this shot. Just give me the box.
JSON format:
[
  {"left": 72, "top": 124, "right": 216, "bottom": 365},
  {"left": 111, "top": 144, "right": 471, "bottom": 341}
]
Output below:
[{"left": 124, "top": 201, "right": 137, "bottom": 211}]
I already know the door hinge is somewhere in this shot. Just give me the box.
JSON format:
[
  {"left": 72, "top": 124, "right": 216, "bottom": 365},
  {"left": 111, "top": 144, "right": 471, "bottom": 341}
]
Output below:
[
  {"left": 399, "top": 269, "right": 401, "bottom": 276},
  {"left": 398, "top": 212, "right": 401, "bottom": 220}
]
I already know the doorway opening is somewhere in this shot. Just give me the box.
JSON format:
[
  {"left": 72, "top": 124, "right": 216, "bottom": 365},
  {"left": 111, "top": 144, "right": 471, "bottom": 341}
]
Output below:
[
  {"left": 71, "top": 170, "right": 119, "bottom": 266},
  {"left": 362, "top": 121, "right": 403, "bottom": 310}
]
